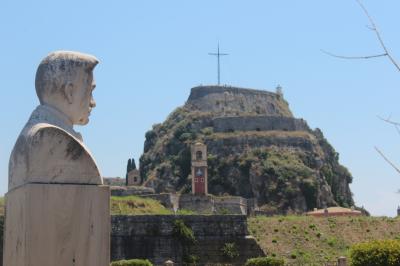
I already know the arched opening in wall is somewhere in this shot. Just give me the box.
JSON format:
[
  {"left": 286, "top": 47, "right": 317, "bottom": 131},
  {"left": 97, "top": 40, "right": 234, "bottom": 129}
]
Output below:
[
  {"left": 255, "top": 128, "right": 261, "bottom": 131},
  {"left": 196, "top": 151, "right": 203, "bottom": 160},
  {"left": 227, "top": 128, "right": 235, "bottom": 133},
  {"left": 134, "top": 176, "right": 137, "bottom": 183},
  {"left": 283, "top": 128, "right": 288, "bottom": 131}
]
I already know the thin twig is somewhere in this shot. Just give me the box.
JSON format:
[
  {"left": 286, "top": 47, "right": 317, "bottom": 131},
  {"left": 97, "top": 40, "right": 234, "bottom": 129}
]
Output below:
[
  {"left": 394, "top": 125, "right": 400, "bottom": 137},
  {"left": 321, "top": 49, "right": 386, "bottom": 60},
  {"left": 377, "top": 115, "right": 400, "bottom": 126},
  {"left": 355, "top": 0, "right": 400, "bottom": 72},
  {"left": 375, "top": 146, "right": 400, "bottom": 174},
  {"left": 322, "top": 0, "right": 400, "bottom": 72},
  {"left": 377, "top": 115, "right": 400, "bottom": 136}
]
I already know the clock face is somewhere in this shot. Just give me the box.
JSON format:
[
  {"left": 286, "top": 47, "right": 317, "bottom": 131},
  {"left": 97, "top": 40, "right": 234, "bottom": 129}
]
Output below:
[{"left": 196, "top": 168, "right": 203, "bottom": 177}]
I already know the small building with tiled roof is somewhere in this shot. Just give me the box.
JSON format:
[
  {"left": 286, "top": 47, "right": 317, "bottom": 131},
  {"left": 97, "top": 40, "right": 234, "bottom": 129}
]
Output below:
[{"left": 306, "top": 206, "right": 362, "bottom": 217}]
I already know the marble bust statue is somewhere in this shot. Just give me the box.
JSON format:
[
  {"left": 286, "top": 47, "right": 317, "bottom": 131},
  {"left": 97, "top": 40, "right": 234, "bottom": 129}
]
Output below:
[{"left": 8, "top": 51, "right": 103, "bottom": 190}]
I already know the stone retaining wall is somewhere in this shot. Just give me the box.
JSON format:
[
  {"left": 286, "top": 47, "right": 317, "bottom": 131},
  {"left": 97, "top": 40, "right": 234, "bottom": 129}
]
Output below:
[
  {"left": 178, "top": 194, "right": 248, "bottom": 215},
  {"left": 111, "top": 215, "right": 264, "bottom": 265},
  {"left": 186, "top": 86, "right": 292, "bottom": 117},
  {"left": 212, "top": 115, "right": 310, "bottom": 133}
]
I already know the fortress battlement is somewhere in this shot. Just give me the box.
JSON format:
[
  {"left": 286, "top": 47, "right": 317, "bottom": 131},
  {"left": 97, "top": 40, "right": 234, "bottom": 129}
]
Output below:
[
  {"left": 212, "top": 115, "right": 310, "bottom": 133},
  {"left": 186, "top": 85, "right": 293, "bottom": 117},
  {"left": 188, "top": 85, "right": 277, "bottom": 100}
]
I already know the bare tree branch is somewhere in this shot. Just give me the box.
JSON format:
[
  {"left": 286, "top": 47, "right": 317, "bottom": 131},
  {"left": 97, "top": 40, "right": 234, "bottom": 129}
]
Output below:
[
  {"left": 355, "top": 0, "right": 400, "bottom": 72},
  {"left": 322, "top": 0, "right": 400, "bottom": 72},
  {"left": 377, "top": 115, "right": 400, "bottom": 137},
  {"left": 377, "top": 115, "right": 400, "bottom": 126},
  {"left": 321, "top": 49, "right": 386, "bottom": 60},
  {"left": 394, "top": 125, "right": 400, "bottom": 137},
  {"left": 375, "top": 146, "right": 400, "bottom": 174}
]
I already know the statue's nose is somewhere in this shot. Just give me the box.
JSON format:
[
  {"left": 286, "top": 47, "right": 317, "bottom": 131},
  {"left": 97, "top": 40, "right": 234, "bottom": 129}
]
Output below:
[{"left": 90, "top": 99, "right": 96, "bottom": 108}]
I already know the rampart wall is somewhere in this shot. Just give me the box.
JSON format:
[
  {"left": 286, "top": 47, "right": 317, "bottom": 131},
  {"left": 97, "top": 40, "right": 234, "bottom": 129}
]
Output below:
[
  {"left": 212, "top": 115, "right": 310, "bottom": 133},
  {"left": 186, "top": 86, "right": 293, "bottom": 117},
  {"left": 111, "top": 215, "right": 264, "bottom": 265}
]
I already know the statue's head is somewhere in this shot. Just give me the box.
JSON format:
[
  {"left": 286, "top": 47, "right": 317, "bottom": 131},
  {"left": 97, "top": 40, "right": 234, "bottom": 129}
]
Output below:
[{"left": 35, "top": 51, "right": 99, "bottom": 125}]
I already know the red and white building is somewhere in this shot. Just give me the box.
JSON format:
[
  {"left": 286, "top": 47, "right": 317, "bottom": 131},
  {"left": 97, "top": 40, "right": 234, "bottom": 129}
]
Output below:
[{"left": 191, "top": 142, "right": 208, "bottom": 195}]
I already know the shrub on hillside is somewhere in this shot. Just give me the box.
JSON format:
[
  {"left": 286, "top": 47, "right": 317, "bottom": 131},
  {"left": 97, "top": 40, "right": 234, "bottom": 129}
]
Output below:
[
  {"left": 221, "top": 242, "right": 239, "bottom": 259},
  {"left": 172, "top": 219, "right": 196, "bottom": 245},
  {"left": 245, "top": 256, "right": 284, "bottom": 266},
  {"left": 110, "top": 259, "right": 153, "bottom": 266},
  {"left": 350, "top": 239, "right": 400, "bottom": 266}
]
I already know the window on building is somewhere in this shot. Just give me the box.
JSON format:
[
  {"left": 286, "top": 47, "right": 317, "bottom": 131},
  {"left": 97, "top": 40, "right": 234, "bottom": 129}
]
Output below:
[{"left": 196, "top": 151, "right": 203, "bottom": 160}]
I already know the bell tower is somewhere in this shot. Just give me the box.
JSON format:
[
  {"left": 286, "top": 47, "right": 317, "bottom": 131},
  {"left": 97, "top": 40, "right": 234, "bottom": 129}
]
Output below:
[{"left": 191, "top": 142, "right": 208, "bottom": 195}]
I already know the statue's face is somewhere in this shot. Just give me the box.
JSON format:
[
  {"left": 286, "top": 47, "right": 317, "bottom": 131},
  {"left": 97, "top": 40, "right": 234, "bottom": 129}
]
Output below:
[{"left": 69, "top": 70, "right": 96, "bottom": 125}]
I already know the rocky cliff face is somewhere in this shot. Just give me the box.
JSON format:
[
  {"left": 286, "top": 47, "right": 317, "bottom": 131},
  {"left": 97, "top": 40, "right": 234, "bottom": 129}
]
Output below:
[{"left": 139, "top": 85, "right": 354, "bottom": 214}]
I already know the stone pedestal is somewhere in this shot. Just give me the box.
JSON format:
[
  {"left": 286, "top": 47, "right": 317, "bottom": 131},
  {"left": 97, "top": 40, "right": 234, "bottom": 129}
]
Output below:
[{"left": 3, "top": 183, "right": 110, "bottom": 266}]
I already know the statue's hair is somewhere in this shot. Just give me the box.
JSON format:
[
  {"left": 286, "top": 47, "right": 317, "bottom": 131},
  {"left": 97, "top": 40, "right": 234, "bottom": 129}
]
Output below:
[{"left": 35, "top": 51, "right": 99, "bottom": 104}]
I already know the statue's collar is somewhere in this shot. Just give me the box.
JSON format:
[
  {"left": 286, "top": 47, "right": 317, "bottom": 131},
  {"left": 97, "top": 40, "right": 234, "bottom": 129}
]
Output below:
[{"left": 31, "top": 104, "right": 83, "bottom": 141}]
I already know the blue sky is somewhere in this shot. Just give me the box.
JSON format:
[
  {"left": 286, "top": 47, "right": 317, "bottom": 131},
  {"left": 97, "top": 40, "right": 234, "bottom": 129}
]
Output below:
[{"left": 1, "top": 0, "right": 400, "bottom": 216}]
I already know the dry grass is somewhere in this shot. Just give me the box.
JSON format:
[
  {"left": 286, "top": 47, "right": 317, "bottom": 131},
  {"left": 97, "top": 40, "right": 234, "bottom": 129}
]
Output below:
[
  {"left": 110, "top": 195, "right": 173, "bottom": 215},
  {"left": 248, "top": 215, "right": 400, "bottom": 265}
]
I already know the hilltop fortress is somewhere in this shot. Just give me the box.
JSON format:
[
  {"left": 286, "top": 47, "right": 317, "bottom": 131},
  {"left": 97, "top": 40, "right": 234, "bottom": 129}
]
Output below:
[
  {"left": 186, "top": 85, "right": 292, "bottom": 117},
  {"left": 139, "top": 85, "right": 354, "bottom": 214},
  {"left": 187, "top": 86, "right": 308, "bottom": 133}
]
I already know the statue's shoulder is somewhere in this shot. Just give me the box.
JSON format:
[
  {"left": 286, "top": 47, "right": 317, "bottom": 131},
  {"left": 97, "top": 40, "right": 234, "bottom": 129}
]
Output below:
[{"left": 9, "top": 123, "right": 102, "bottom": 190}]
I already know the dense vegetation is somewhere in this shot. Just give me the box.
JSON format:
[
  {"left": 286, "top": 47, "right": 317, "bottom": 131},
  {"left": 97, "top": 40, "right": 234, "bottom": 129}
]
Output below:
[
  {"left": 110, "top": 259, "right": 153, "bottom": 266},
  {"left": 350, "top": 239, "right": 400, "bottom": 266},
  {"left": 245, "top": 257, "right": 285, "bottom": 266}
]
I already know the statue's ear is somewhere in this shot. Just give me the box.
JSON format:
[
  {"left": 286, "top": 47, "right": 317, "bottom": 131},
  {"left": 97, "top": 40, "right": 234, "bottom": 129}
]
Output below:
[{"left": 64, "top": 83, "right": 74, "bottom": 104}]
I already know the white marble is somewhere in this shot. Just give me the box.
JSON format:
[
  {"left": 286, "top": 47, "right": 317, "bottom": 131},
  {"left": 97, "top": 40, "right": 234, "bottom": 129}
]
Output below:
[
  {"left": 3, "top": 183, "right": 110, "bottom": 266},
  {"left": 8, "top": 51, "right": 102, "bottom": 190},
  {"left": 4, "top": 51, "right": 110, "bottom": 266}
]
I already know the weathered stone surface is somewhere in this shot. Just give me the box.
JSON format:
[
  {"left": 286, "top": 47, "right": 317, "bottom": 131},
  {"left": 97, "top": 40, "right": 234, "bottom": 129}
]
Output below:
[
  {"left": 9, "top": 51, "right": 102, "bottom": 189},
  {"left": 186, "top": 85, "right": 292, "bottom": 117},
  {"left": 212, "top": 115, "right": 310, "bottom": 133},
  {"left": 3, "top": 184, "right": 110, "bottom": 266},
  {"left": 111, "top": 215, "right": 264, "bottom": 265},
  {"left": 178, "top": 194, "right": 248, "bottom": 215}
]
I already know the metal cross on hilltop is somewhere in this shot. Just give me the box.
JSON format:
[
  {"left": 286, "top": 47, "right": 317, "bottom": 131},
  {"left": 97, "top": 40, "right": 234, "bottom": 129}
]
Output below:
[{"left": 208, "top": 44, "right": 228, "bottom": 85}]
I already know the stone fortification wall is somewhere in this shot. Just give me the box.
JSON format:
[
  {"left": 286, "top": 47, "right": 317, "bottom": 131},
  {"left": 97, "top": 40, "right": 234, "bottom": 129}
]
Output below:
[
  {"left": 205, "top": 132, "right": 318, "bottom": 156},
  {"left": 179, "top": 194, "right": 214, "bottom": 214},
  {"left": 178, "top": 194, "right": 248, "bottom": 215},
  {"left": 213, "top": 196, "right": 248, "bottom": 215},
  {"left": 111, "top": 215, "right": 264, "bottom": 265},
  {"left": 186, "top": 86, "right": 293, "bottom": 117},
  {"left": 212, "top": 115, "right": 310, "bottom": 133}
]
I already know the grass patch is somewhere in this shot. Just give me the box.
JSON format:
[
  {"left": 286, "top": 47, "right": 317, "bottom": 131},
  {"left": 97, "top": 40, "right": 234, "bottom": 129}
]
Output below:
[
  {"left": 248, "top": 215, "right": 400, "bottom": 265},
  {"left": 111, "top": 195, "right": 172, "bottom": 215}
]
